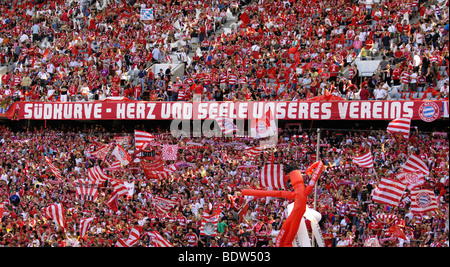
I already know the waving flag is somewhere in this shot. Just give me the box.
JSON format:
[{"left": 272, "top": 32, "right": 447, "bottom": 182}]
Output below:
[
  {"left": 372, "top": 178, "right": 406, "bottom": 206},
  {"left": 0, "top": 203, "right": 4, "bottom": 222},
  {"left": 215, "top": 117, "right": 238, "bottom": 135},
  {"left": 199, "top": 214, "right": 219, "bottom": 236},
  {"left": 402, "top": 154, "right": 429, "bottom": 175},
  {"left": 112, "top": 144, "right": 132, "bottom": 166},
  {"left": 45, "top": 156, "right": 63, "bottom": 180},
  {"left": 410, "top": 189, "right": 438, "bottom": 214},
  {"left": 396, "top": 171, "right": 425, "bottom": 190},
  {"left": 134, "top": 130, "right": 155, "bottom": 150},
  {"left": 259, "top": 164, "right": 286, "bottom": 189},
  {"left": 387, "top": 117, "right": 411, "bottom": 139},
  {"left": 74, "top": 179, "right": 99, "bottom": 202},
  {"left": 147, "top": 231, "right": 173, "bottom": 247},
  {"left": 152, "top": 196, "right": 178, "bottom": 213},
  {"left": 352, "top": 152, "right": 374, "bottom": 169},
  {"left": 43, "top": 203, "right": 65, "bottom": 229},
  {"left": 87, "top": 166, "right": 111, "bottom": 183},
  {"left": 116, "top": 226, "right": 141, "bottom": 247},
  {"left": 162, "top": 144, "right": 178, "bottom": 161},
  {"left": 245, "top": 146, "right": 263, "bottom": 158},
  {"left": 80, "top": 217, "right": 95, "bottom": 238},
  {"left": 250, "top": 107, "right": 277, "bottom": 139},
  {"left": 90, "top": 143, "right": 113, "bottom": 161},
  {"left": 140, "top": 8, "right": 154, "bottom": 20}
]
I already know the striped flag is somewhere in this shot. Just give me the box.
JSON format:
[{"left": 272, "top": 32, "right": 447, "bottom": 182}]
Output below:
[
  {"left": 74, "top": 179, "right": 99, "bottom": 202},
  {"left": 387, "top": 117, "right": 411, "bottom": 139},
  {"left": 152, "top": 195, "right": 178, "bottom": 213},
  {"left": 43, "top": 203, "right": 66, "bottom": 229},
  {"left": 79, "top": 217, "right": 95, "bottom": 238},
  {"left": 87, "top": 166, "right": 111, "bottom": 183},
  {"left": 352, "top": 152, "right": 374, "bottom": 169},
  {"left": 199, "top": 214, "right": 219, "bottom": 236},
  {"left": 410, "top": 189, "right": 438, "bottom": 214},
  {"left": 90, "top": 143, "right": 113, "bottom": 161},
  {"left": 134, "top": 130, "right": 155, "bottom": 150},
  {"left": 45, "top": 156, "right": 63, "bottom": 180},
  {"left": 147, "top": 231, "right": 173, "bottom": 247},
  {"left": 141, "top": 160, "right": 175, "bottom": 180},
  {"left": 259, "top": 164, "right": 286, "bottom": 189},
  {"left": 116, "top": 226, "right": 141, "bottom": 247},
  {"left": 372, "top": 178, "right": 406, "bottom": 206},
  {"left": 402, "top": 154, "right": 429, "bottom": 175},
  {"left": 245, "top": 146, "right": 263, "bottom": 158},
  {"left": 215, "top": 117, "right": 238, "bottom": 135},
  {"left": 396, "top": 171, "right": 425, "bottom": 190}
]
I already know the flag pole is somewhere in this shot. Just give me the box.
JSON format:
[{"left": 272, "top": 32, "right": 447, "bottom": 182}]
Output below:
[{"left": 312, "top": 128, "right": 320, "bottom": 247}]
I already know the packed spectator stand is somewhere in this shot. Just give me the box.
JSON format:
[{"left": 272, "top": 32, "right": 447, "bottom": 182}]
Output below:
[{"left": 0, "top": 0, "right": 449, "bottom": 247}]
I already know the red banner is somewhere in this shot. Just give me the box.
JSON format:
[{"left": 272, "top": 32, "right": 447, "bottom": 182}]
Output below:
[{"left": 7, "top": 100, "right": 449, "bottom": 121}]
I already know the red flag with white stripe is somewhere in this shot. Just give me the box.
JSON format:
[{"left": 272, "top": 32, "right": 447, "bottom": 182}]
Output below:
[
  {"left": 259, "top": 164, "right": 286, "bottom": 189},
  {"left": 402, "top": 153, "right": 429, "bottom": 175},
  {"left": 43, "top": 203, "right": 66, "bottom": 229},
  {"left": 116, "top": 226, "right": 141, "bottom": 247},
  {"left": 387, "top": 117, "right": 411, "bottom": 139},
  {"left": 0, "top": 203, "right": 4, "bottom": 222},
  {"left": 199, "top": 214, "right": 219, "bottom": 236},
  {"left": 74, "top": 179, "right": 99, "bottom": 202},
  {"left": 134, "top": 130, "right": 155, "bottom": 150},
  {"left": 90, "top": 143, "right": 113, "bottom": 161},
  {"left": 146, "top": 231, "right": 173, "bottom": 247},
  {"left": 352, "top": 152, "right": 374, "bottom": 168},
  {"left": 245, "top": 146, "right": 263, "bottom": 158},
  {"left": 45, "top": 156, "right": 63, "bottom": 180},
  {"left": 80, "top": 217, "right": 95, "bottom": 238},
  {"left": 152, "top": 195, "right": 178, "bottom": 213},
  {"left": 372, "top": 178, "right": 406, "bottom": 206},
  {"left": 87, "top": 166, "right": 111, "bottom": 183},
  {"left": 410, "top": 189, "right": 438, "bottom": 214}
]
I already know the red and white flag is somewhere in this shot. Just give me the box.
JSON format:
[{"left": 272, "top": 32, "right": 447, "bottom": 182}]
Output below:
[
  {"left": 199, "top": 214, "right": 219, "bottom": 236},
  {"left": 410, "top": 189, "right": 438, "bottom": 214},
  {"left": 134, "top": 130, "right": 155, "bottom": 150},
  {"left": 141, "top": 160, "right": 175, "bottom": 180},
  {"left": 112, "top": 144, "right": 132, "bottom": 166},
  {"left": 387, "top": 117, "right": 411, "bottom": 139},
  {"left": 352, "top": 152, "right": 374, "bottom": 169},
  {"left": 74, "top": 179, "right": 99, "bottom": 202},
  {"left": 402, "top": 154, "right": 429, "bottom": 175},
  {"left": 45, "top": 156, "right": 63, "bottom": 180},
  {"left": 146, "top": 231, "right": 173, "bottom": 247},
  {"left": 245, "top": 146, "right": 263, "bottom": 158},
  {"left": 250, "top": 108, "right": 277, "bottom": 139},
  {"left": 372, "top": 178, "right": 406, "bottom": 206},
  {"left": 259, "top": 164, "right": 286, "bottom": 189},
  {"left": 116, "top": 226, "right": 141, "bottom": 247},
  {"left": 90, "top": 143, "right": 113, "bottom": 161},
  {"left": 87, "top": 166, "right": 111, "bottom": 183},
  {"left": 152, "top": 195, "right": 178, "bottom": 213},
  {"left": 43, "top": 203, "right": 66, "bottom": 229},
  {"left": 396, "top": 171, "right": 425, "bottom": 190},
  {"left": 162, "top": 144, "right": 178, "bottom": 161},
  {"left": 79, "top": 217, "right": 95, "bottom": 238},
  {"left": 215, "top": 117, "right": 238, "bottom": 135}
]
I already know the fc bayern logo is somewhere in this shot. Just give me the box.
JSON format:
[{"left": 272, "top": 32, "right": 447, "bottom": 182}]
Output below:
[
  {"left": 419, "top": 102, "right": 439, "bottom": 122},
  {"left": 416, "top": 191, "right": 431, "bottom": 208}
]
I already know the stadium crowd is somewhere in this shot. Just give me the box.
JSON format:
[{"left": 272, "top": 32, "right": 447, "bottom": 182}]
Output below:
[
  {"left": 0, "top": 0, "right": 448, "bottom": 104},
  {"left": 0, "top": 122, "right": 448, "bottom": 247},
  {"left": 0, "top": 0, "right": 448, "bottom": 248}
]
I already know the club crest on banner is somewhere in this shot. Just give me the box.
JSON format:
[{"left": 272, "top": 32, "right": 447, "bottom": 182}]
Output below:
[
  {"left": 416, "top": 191, "right": 432, "bottom": 208},
  {"left": 418, "top": 102, "right": 439, "bottom": 122}
]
